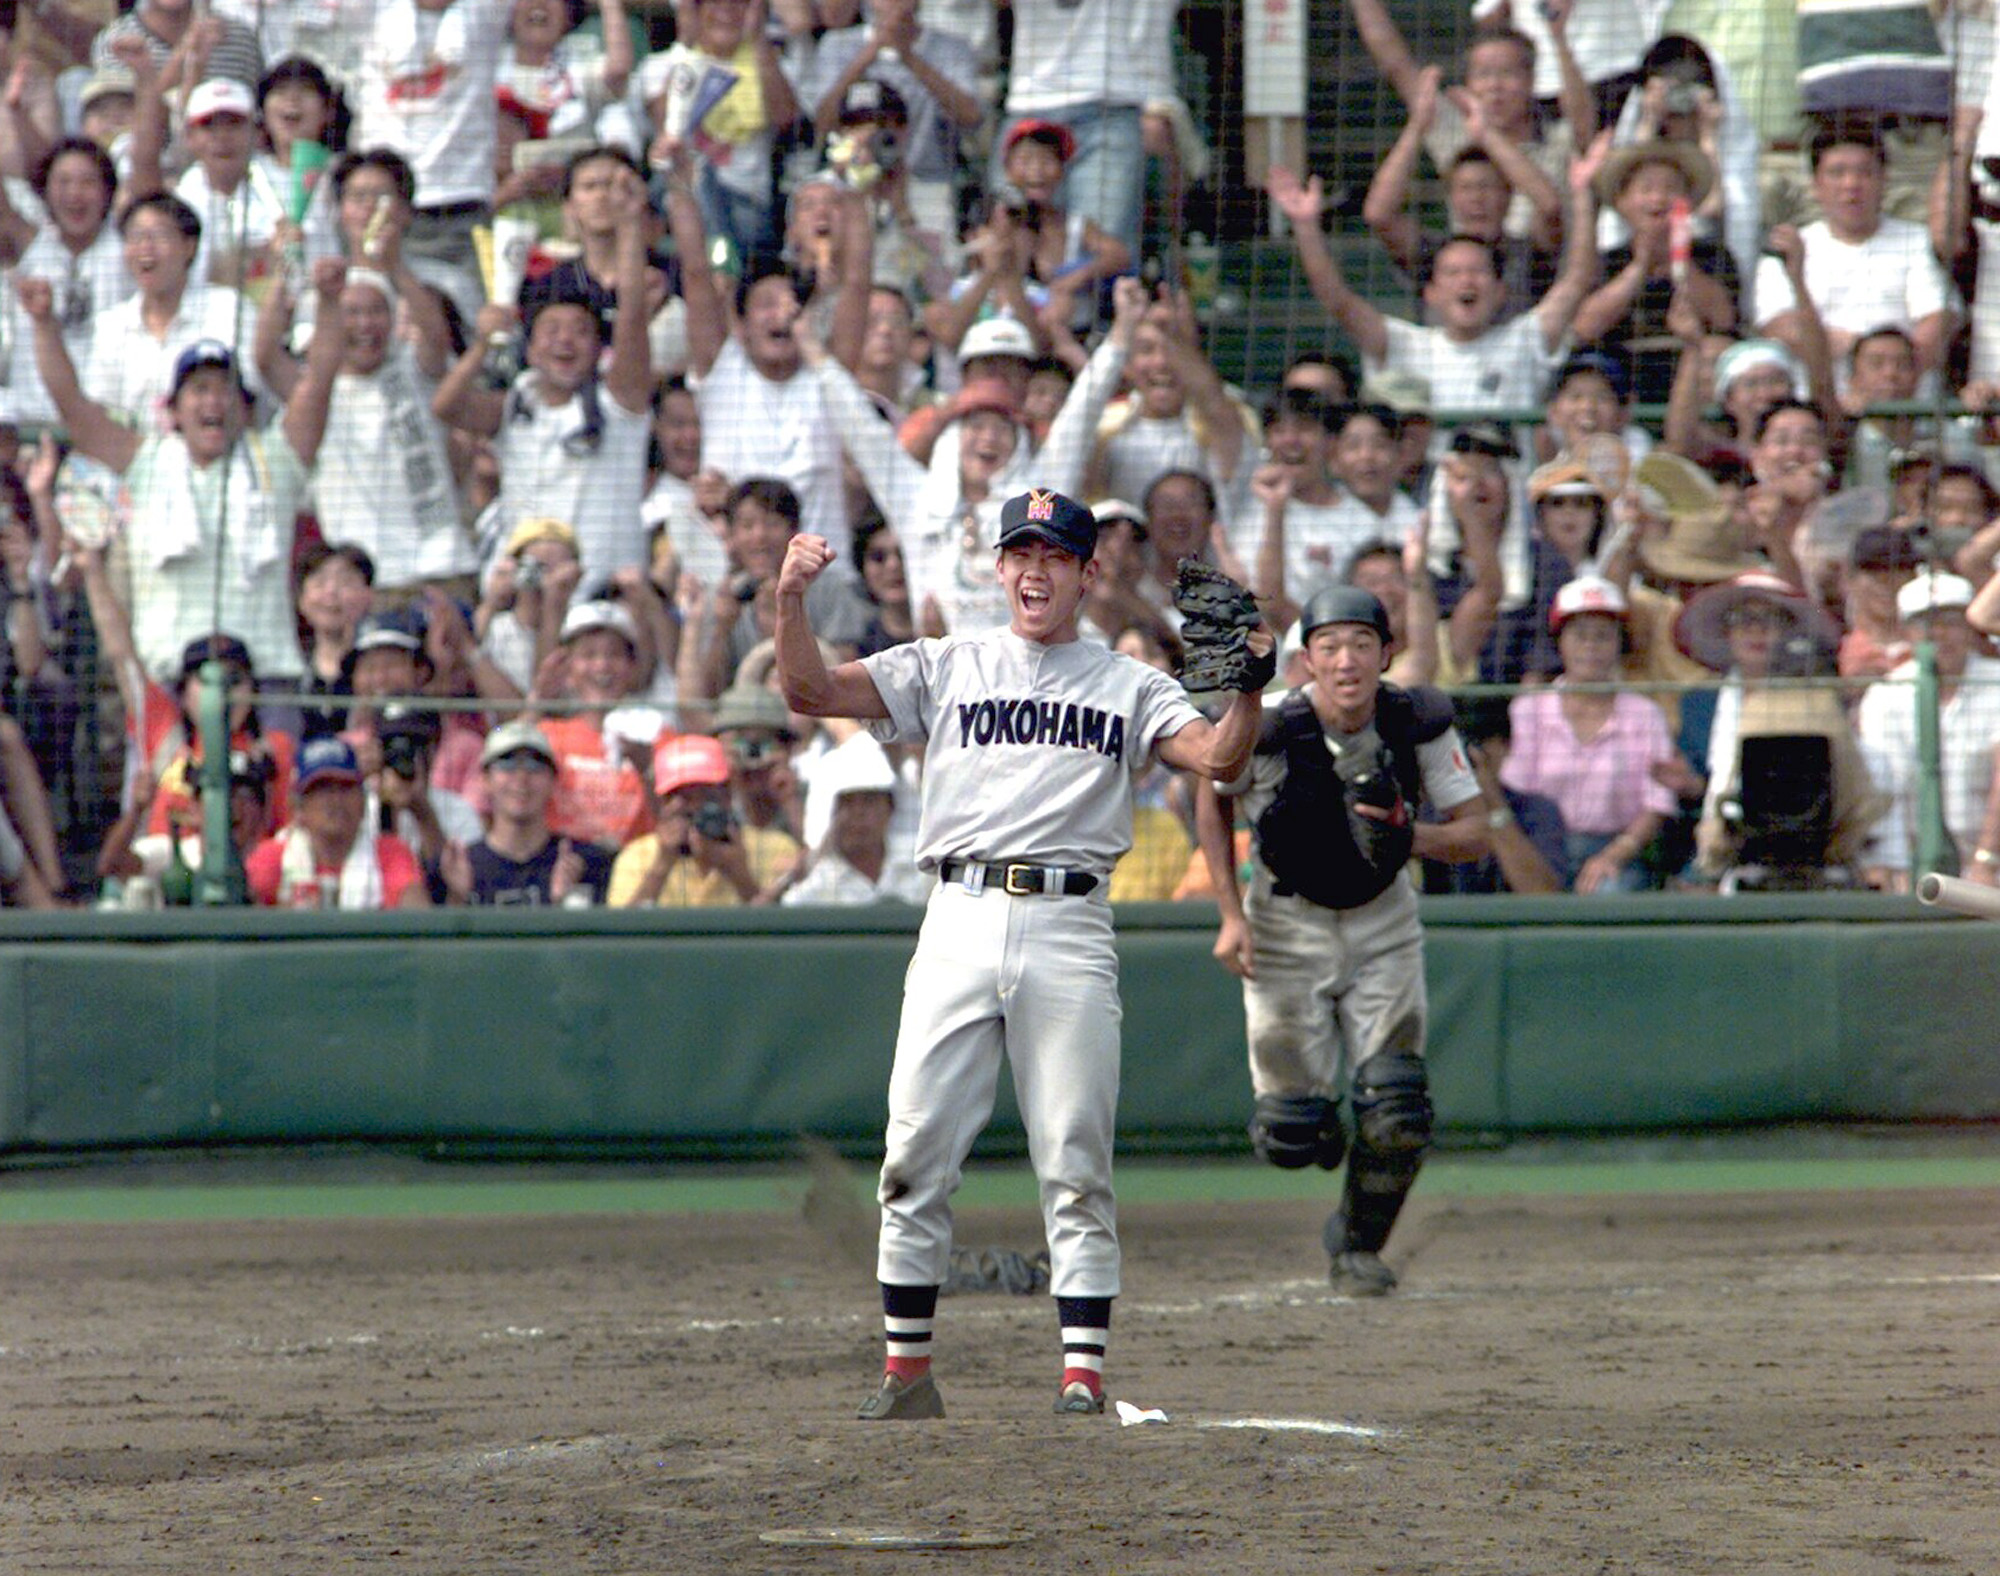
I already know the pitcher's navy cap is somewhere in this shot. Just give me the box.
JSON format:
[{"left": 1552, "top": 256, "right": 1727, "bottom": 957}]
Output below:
[{"left": 997, "top": 488, "right": 1097, "bottom": 560}]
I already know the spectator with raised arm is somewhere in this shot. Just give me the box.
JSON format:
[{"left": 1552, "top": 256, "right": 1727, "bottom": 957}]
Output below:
[
  {"left": 1362, "top": 64, "right": 1558, "bottom": 323},
  {"left": 24, "top": 258, "right": 343, "bottom": 683},
  {"left": 1082, "top": 287, "right": 1255, "bottom": 539},
  {"left": 1571, "top": 140, "right": 1735, "bottom": 404},
  {"left": 802, "top": 0, "right": 982, "bottom": 256},
  {"left": 93, "top": 0, "right": 264, "bottom": 91},
  {"left": 800, "top": 272, "right": 1143, "bottom": 637},
  {"left": 1253, "top": 396, "right": 1421, "bottom": 628},
  {"left": 0, "top": 138, "right": 130, "bottom": 426},
  {"left": 676, "top": 147, "right": 870, "bottom": 551},
  {"left": 432, "top": 154, "right": 652, "bottom": 583},
  {"left": 352, "top": 0, "right": 511, "bottom": 326},
  {"left": 1268, "top": 138, "right": 1605, "bottom": 434},
  {"left": 501, "top": 0, "right": 635, "bottom": 143},
  {"left": 1346, "top": 0, "right": 1589, "bottom": 243},
  {"left": 257, "top": 251, "right": 472, "bottom": 601},
  {"left": 640, "top": 0, "right": 805, "bottom": 264},
  {"left": 519, "top": 146, "right": 682, "bottom": 368},
  {"left": 82, "top": 192, "right": 262, "bottom": 427},
  {"left": 991, "top": 0, "right": 1177, "bottom": 261}
]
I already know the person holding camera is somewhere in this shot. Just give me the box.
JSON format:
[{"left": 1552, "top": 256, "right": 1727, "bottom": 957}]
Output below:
[
  {"left": 606, "top": 732, "right": 796, "bottom": 906},
  {"left": 476, "top": 517, "right": 585, "bottom": 696},
  {"left": 803, "top": 0, "right": 983, "bottom": 259},
  {"left": 711, "top": 682, "right": 808, "bottom": 849},
  {"left": 788, "top": 86, "right": 948, "bottom": 307},
  {"left": 369, "top": 703, "right": 482, "bottom": 874}
]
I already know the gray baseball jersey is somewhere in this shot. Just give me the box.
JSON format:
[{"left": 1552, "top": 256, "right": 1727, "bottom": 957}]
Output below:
[
  {"left": 857, "top": 623, "right": 1204, "bottom": 1303},
  {"left": 861, "top": 628, "right": 1203, "bottom": 872}
]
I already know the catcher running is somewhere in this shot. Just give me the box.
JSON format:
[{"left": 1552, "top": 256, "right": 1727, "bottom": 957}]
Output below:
[
  {"left": 776, "top": 488, "right": 1272, "bottom": 1419},
  {"left": 1196, "top": 586, "right": 1485, "bottom": 1295}
]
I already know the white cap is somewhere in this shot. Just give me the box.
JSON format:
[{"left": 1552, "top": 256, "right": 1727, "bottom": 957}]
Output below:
[
  {"left": 185, "top": 78, "right": 257, "bottom": 125},
  {"left": 559, "top": 599, "right": 639, "bottom": 647},
  {"left": 958, "top": 316, "right": 1036, "bottom": 362},
  {"left": 1897, "top": 571, "right": 1974, "bottom": 623},
  {"left": 1549, "top": 574, "right": 1630, "bottom": 632}
]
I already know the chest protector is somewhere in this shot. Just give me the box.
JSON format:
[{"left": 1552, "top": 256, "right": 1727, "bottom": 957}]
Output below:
[{"left": 1253, "top": 684, "right": 1456, "bottom": 910}]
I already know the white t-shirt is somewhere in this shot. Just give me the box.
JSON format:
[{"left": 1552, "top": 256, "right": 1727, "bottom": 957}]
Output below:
[
  {"left": 500, "top": 38, "right": 621, "bottom": 139},
  {"left": 1754, "top": 217, "right": 1955, "bottom": 339},
  {"left": 123, "top": 427, "right": 309, "bottom": 680},
  {"left": 355, "top": 0, "right": 509, "bottom": 208},
  {"left": 1276, "top": 491, "right": 1420, "bottom": 603},
  {"left": 1003, "top": 0, "right": 1176, "bottom": 112},
  {"left": 313, "top": 345, "right": 472, "bottom": 587},
  {"left": 0, "top": 223, "right": 133, "bottom": 425},
  {"left": 178, "top": 160, "right": 288, "bottom": 296},
  {"left": 641, "top": 471, "right": 732, "bottom": 585},
  {"left": 214, "top": 0, "right": 378, "bottom": 86},
  {"left": 697, "top": 337, "right": 847, "bottom": 548},
  {"left": 495, "top": 370, "right": 652, "bottom": 585},
  {"left": 860, "top": 626, "right": 1203, "bottom": 872},
  {"left": 83, "top": 285, "right": 263, "bottom": 428},
  {"left": 1370, "top": 312, "right": 1562, "bottom": 419}
]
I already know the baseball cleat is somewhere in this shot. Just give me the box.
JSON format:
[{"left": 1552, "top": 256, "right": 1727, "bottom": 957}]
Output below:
[
  {"left": 1053, "top": 1380, "right": 1105, "bottom": 1415},
  {"left": 1327, "top": 1249, "right": 1397, "bottom": 1297},
  {"left": 857, "top": 1370, "right": 946, "bottom": 1421}
]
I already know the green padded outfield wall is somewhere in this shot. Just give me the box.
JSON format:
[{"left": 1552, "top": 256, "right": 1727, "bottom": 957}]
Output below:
[{"left": 1, "top": 896, "right": 1996, "bottom": 1156}]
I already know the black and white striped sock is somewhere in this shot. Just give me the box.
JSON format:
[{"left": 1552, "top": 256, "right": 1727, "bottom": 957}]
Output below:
[
  {"left": 1057, "top": 1294, "right": 1111, "bottom": 1394},
  {"left": 882, "top": 1282, "right": 938, "bottom": 1381}
]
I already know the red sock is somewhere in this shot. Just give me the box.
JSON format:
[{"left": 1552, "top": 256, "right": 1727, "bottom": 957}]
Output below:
[
  {"left": 1061, "top": 1367, "right": 1102, "bottom": 1396},
  {"left": 886, "top": 1355, "right": 930, "bottom": 1382}
]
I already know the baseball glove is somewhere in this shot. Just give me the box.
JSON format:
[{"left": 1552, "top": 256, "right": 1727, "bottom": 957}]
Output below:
[{"left": 1173, "top": 558, "right": 1274, "bottom": 694}]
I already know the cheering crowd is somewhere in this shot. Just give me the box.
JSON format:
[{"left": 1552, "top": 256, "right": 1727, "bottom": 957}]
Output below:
[{"left": 0, "top": 0, "right": 1994, "bottom": 907}]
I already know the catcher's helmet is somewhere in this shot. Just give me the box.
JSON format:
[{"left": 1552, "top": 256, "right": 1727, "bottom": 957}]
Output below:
[{"left": 1298, "top": 586, "right": 1392, "bottom": 645}]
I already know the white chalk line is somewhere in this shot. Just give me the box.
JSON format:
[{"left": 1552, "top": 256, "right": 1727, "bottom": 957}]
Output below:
[{"left": 1195, "top": 1417, "right": 1387, "bottom": 1438}]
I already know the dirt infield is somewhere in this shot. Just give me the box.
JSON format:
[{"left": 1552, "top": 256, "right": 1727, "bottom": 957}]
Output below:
[{"left": 2, "top": 1179, "right": 1996, "bottom": 1574}]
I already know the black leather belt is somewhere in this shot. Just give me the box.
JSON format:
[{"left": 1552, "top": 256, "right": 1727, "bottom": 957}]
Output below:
[{"left": 939, "top": 859, "right": 1098, "bottom": 896}]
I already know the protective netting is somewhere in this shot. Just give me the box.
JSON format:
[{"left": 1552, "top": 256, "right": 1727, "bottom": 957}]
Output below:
[{"left": 0, "top": 1, "right": 1985, "bottom": 906}]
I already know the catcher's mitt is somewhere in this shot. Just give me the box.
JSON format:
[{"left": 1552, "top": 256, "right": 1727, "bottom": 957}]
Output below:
[{"left": 1173, "top": 558, "right": 1274, "bottom": 693}]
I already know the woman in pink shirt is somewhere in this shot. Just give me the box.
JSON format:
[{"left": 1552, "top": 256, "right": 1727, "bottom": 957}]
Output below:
[{"left": 1502, "top": 576, "right": 1678, "bottom": 893}]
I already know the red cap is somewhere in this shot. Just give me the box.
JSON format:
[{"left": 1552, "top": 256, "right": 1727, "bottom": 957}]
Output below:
[
  {"left": 1003, "top": 118, "right": 1076, "bottom": 163},
  {"left": 652, "top": 733, "right": 730, "bottom": 798}
]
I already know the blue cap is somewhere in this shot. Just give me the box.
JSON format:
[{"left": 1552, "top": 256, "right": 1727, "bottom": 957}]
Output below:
[
  {"left": 1554, "top": 346, "right": 1633, "bottom": 403},
  {"left": 169, "top": 338, "right": 244, "bottom": 400},
  {"left": 997, "top": 488, "right": 1097, "bottom": 560},
  {"left": 295, "top": 735, "right": 362, "bottom": 792}
]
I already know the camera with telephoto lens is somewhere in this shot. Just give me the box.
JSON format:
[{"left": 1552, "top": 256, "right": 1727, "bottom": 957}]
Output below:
[{"left": 691, "top": 800, "right": 735, "bottom": 841}]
